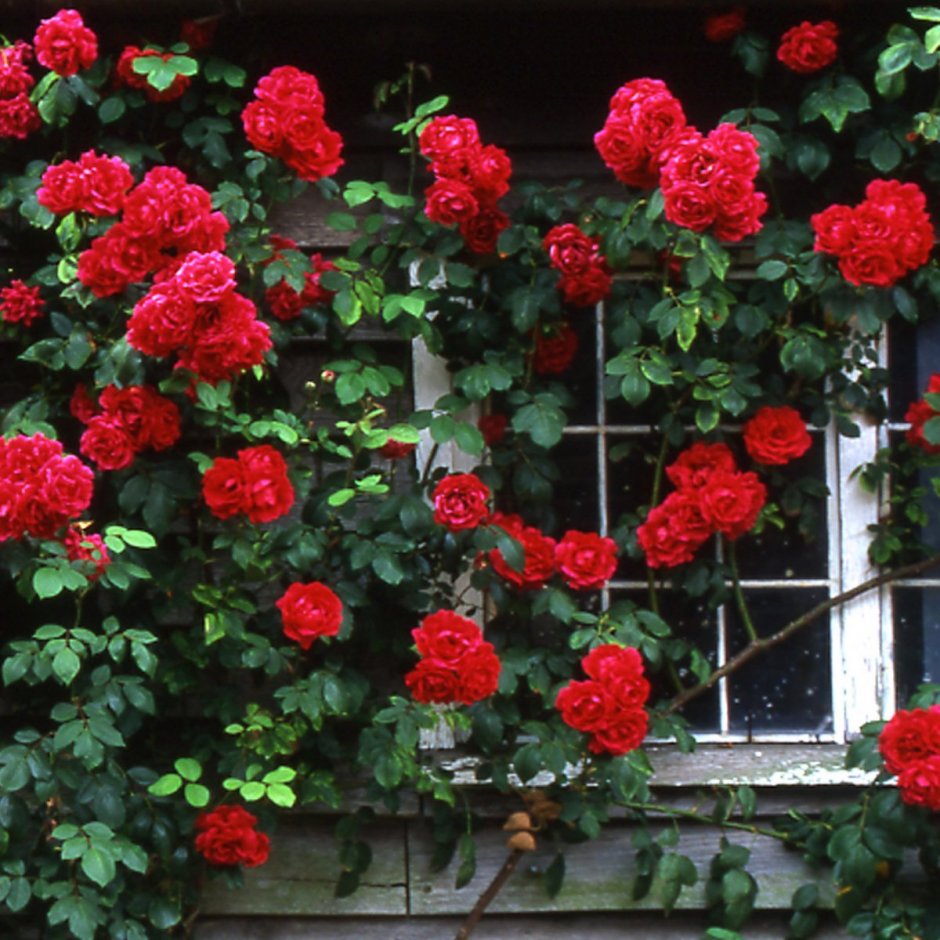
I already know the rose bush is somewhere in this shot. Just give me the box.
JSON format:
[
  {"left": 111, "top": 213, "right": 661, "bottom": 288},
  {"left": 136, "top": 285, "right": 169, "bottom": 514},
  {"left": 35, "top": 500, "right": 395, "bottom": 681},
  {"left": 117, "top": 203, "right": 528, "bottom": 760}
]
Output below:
[{"left": 0, "top": 6, "right": 940, "bottom": 940}]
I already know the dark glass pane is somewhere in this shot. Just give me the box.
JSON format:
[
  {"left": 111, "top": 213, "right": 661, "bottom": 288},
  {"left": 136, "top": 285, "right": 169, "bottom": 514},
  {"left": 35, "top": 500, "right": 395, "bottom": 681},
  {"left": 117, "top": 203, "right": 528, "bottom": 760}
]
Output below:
[
  {"left": 607, "top": 434, "right": 659, "bottom": 580},
  {"left": 552, "top": 435, "right": 599, "bottom": 533},
  {"left": 726, "top": 589, "right": 832, "bottom": 734},
  {"left": 895, "top": 587, "right": 940, "bottom": 707},
  {"left": 561, "top": 310, "right": 600, "bottom": 427}
]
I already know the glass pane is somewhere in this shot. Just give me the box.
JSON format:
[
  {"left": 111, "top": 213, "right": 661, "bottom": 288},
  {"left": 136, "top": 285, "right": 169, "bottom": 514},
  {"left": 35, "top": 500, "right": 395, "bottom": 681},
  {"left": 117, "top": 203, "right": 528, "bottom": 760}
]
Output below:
[
  {"left": 552, "top": 435, "right": 599, "bottom": 533},
  {"left": 894, "top": 587, "right": 940, "bottom": 707},
  {"left": 726, "top": 589, "right": 832, "bottom": 734},
  {"left": 889, "top": 316, "right": 940, "bottom": 423}
]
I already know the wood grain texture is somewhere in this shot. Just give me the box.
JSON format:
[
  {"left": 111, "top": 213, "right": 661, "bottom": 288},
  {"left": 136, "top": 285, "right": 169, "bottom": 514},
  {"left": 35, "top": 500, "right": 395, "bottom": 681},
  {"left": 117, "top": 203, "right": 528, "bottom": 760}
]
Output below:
[{"left": 196, "top": 912, "right": 850, "bottom": 940}]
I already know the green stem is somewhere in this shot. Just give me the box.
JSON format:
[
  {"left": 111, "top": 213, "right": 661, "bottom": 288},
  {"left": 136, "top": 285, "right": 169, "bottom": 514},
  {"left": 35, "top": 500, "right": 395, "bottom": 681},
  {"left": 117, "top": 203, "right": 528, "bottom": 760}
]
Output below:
[
  {"left": 727, "top": 539, "right": 758, "bottom": 643},
  {"left": 621, "top": 799, "right": 794, "bottom": 844}
]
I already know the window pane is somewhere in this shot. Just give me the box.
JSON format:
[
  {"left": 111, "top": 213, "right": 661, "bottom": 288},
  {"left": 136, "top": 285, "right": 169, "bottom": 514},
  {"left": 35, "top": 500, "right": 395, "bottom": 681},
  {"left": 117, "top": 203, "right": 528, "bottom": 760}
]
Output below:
[
  {"left": 726, "top": 589, "right": 832, "bottom": 734},
  {"left": 895, "top": 587, "right": 940, "bottom": 706}
]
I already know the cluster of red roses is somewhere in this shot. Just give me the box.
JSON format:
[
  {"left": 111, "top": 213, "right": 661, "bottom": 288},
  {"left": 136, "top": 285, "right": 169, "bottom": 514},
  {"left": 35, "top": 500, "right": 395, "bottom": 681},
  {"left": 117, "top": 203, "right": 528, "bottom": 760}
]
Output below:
[
  {"left": 0, "top": 9, "right": 97, "bottom": 138},
  {"left": 811, "top": 179, "right": 935, "bottom": 289},
  {"left": 0, "top": 41, "right": 39, "bottom": 140},
  {"left": 263, "top": 234, "right": 338, "bottom": 321},
  {"left": 637, "top": 442, "right": 765, "bottom": 569},
  {"left": 404, "top": 610, "right": 501, "bottom": 706},
  {"left": 127, "top": 249, "right": 271, "bottom": 386},
  {"left": 74, "top": 164, "right": 229, "bottom": 298},
  {"left": 594, "top": 78, "right": 766, "bottom": 243},
  {"left": 0, "top": 433, "right": 94, "bottom": 542},
  {"left": 194, "top": 804, "right": 270, "bottom": 868},
  {"left": 555, "top": 644, "right": 650, "bottom": 756},
  {"left": 418, "top": 114, "right": 512, "bottom": 255},
  {"left": 38, "top": 150, "right": 135, "bottom": 217},
  {"left": 275, "top": 581, "right": 344, "bottom": 650},
  {"left": 201, "top": 444, "right": 295, "bottom": 525},
  {"left": 0, "top": 280, "right": 44, "bottom": 327},
  {"left": 430, "top": 473, "right": 618, "bottom": 591},
  {"left": 542, "top": 224, "right": 612, "bottom": 308},
  {"left": 904, "top": 374, "right": 940, "bottom": 455},
  {"left": 879, "top": 705, "right": 940, "bottom": 811},
  {"left": 73, "top": 383, "right": 181, "bottom": 472},
  {"left": 241, "top": 65, "right": 344, "bottom": 183},
  {"left": 637, "top": 407, "right": 811, "bottom": 569}
]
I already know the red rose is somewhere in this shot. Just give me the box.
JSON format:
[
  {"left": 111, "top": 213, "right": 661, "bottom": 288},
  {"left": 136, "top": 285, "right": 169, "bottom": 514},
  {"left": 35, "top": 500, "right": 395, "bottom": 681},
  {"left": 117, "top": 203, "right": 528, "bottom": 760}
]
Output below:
[
  {"left": 419, "top": 115, "right": 481, "bottom": 165},
  {"left": 699, "top": 470, "right": 766, "bottom": 540},
  {"left": 588, "top": 707, "right": 649, "bottom": 756},
  {"left": 879, "top": 705, "right": 940, "bottom": 776},
  {"left": 837, "top": 244, "right": 902, "bottom": 289},
  {"left": 0, "top": 280, "right": 44, "bottom": 327},
  {"left": 276, "top": 581, "right": 343, "bottom": 650},
  {"left": 432, "top": 473, "right": 490, "bottom": 531},
  {"left": 743, "top": 406, "right": 812, "bottom": 466},
  {"left": 424, "top": 178, "right": 479, "bottom": 226},
  {"left": 636, "top": 491, "right": 711, "bottom": 569},
  {"left": 459, "top": 205, "right": 509, "bottom": 255},
  {"left": 705, "top": 8, "right": 746, "bottom": 43},
  {"left": 666, "top": 442, "right": 737, "bottom": 489},
  {"left": 810, "top": 204, "right": 856, "bottom": 255},
  {"left": 582, "top": 644, "right": 650, "bottom": 708},
  {"left": 79, "top": 416, "right": 137, "bottom": 471},
  {"left": 117, "top": 47, "right": 190, "bottom": 102},
  {"left": 405, "top": 657, "right": 463, "bottom": 704},
  {"left": 30, "top": 453, "right": 94, "bottom": 538},
  {"left": 237, "top": 445, "right": 294, "bottom": 524},
  {"left": 777, "top": 20, "right": 839, "bottom": 74},
  {"left": 0, "top": 42, "right": 34, "bottom": 98},
  {"left": 663, "top": 180, "right": 717, "bottom": 232},
  {"left": 544, "top": 224, "right": 597, "bottom": 276},
  {"left": 194, "top": 805, "right": 270, "bottom": 868},
  {"left": 556, "top": 679, "right": 614, "bottom": 733},
  {"left": 0, "top": 93, "right": 40, "bottom": 140},
  {"left": 175, "top": 251, "right": 237, "bottom": 304},
  {"left": 69, "top": 384, "right": 99, "bottom": 424},
  {"left": 34, "top": 8, "right": 97, "bottom": 77},
  {"left": 555, "top": 530, "right": 618, "bottom": 590},
  {"left": 202, "top": 457, "right": 245, "bottom": 520},
  {"left": 456, "top": 643, "right": 501, "bottom": 704},
  {"left": 181, "top": 16, "right": 220, "bottom": 51},
  {"left": 489, "top": 522, "right": 557, "bottom": 590},
  {"left": 412, "top": 610, "right": 483, "bottom": 665},
  {"left": 532, "top": 322, "right": 578, "bottom": 375},
  {"left": 897, "top": 755, "right": 940, "bottom": 811}
]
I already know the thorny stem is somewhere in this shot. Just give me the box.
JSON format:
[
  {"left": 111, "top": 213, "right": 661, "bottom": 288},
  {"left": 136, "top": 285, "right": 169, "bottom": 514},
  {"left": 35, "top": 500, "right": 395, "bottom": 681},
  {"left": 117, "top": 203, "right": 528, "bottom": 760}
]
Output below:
[
  {"left": 662, "top": 552, "right": 940, "bottom": 717},
  {"left": 453, "top": 849, "right": 524, "bottom": 940}
]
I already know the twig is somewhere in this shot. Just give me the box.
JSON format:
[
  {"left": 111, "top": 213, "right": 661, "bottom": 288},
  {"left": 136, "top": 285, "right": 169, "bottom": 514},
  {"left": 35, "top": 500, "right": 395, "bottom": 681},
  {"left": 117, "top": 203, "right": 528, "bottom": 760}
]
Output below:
[
  {"left": 454, "top": 849, "right": 524, "bottom": 940},
  {"left": 662, "top": 553, "right": 940, "bottom": 717}
]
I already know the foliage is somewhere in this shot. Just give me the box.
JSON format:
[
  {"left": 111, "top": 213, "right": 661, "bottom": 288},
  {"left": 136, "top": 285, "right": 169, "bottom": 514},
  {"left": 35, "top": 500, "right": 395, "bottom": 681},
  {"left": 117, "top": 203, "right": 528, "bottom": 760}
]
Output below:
[{"left": 0, "top": 6, "right": 939, "bottom": 940}]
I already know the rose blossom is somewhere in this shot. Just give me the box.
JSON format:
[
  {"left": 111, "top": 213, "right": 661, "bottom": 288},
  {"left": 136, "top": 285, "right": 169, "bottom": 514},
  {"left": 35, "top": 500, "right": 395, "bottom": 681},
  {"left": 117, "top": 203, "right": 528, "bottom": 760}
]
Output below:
[
  {"left": 194, "top": 805, "right": 270, "bottom": 868},
  {"left": 0, "top": 280, "right": 44, "bottom": 327},
  {"left": 202, "top": 457, "right": 245, "bottom": 520},
  {"left": 34, "top": 8, "right": 97, "bottom": 77},
  {"left": 636, "top": 491, "right": 712, "bottom": 569},
  {"left": 276, "top": 581, "right": 343, "bottom": 650},
  {"left": 238, "top": 445, "right": 294, "bottom": 524},
  {"left": 432, "top": 473, "right": 491, "bottom": 531},
  {"left": 412, "top": 610, "right": 483, "bottom": 665},
  {"left": 777, "top": 20, "right": 839, "bottom": 74},
  {"left": 488, "top": 518, "right": 557, "bottom": 590},
  {"left": 879, "top": 705, "right": 940, "bottom": 776},
  {"left": 555, "top": 530, "right": 618, "bottom": 590},
  {"left": 705, "top": 8, "right": 746, "bottom": 43},
  {"left": 64, "top": 526, "right": 110, "bottom": 580},
  {"left": 743, "top": 406, "right": 812, "bottom": 466},
  {"left": 665, "top": 441, "right": 737, "bottom": 489},
  {"left": 79, "top": 416, "right": 137, "bottom": 471},
  {"left": 478, "top": 413, "right": 508, "bottom": 447},
  {"left": 699, "top": 470, "right": 767, "bottom": 540},
  {"left": 404, "top": 658, "right": 463, "bottom": 704}
]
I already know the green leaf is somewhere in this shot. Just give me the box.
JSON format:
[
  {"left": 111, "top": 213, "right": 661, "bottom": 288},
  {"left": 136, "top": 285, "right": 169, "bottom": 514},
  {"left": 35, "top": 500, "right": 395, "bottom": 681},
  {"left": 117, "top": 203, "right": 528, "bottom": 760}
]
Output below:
[
  {"left": 52, "top": 646, "right": 81, "bottom": 685},
  {"left": 33, "top": 567, "right": 64, "bottom": 599},
  {"left": 512, "top": 394, "right": 566, "bottom": 448},
  {"left": 184, "top": 783, "right": 210, "bottom": 807},
  {"left": 81, "top": 845, "right": 116, "bottom": 887},
  {"left": 174, "top": 757, "right": 202, "bottom": 782},
  {"left": 148, "top": 773, "right": 183, "bottom": 797}
]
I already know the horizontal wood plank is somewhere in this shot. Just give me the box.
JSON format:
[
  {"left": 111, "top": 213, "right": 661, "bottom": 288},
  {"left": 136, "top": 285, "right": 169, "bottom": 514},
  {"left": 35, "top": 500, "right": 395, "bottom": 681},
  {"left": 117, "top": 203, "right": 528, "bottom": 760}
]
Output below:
[{"left": 195, "top": 912, "right": 849, "bottom": 939}]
